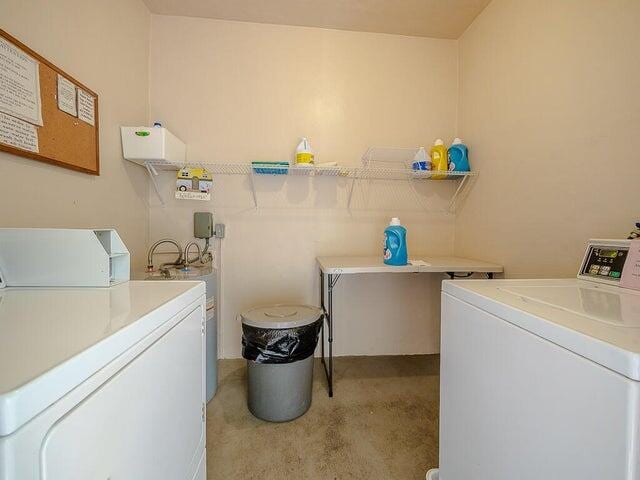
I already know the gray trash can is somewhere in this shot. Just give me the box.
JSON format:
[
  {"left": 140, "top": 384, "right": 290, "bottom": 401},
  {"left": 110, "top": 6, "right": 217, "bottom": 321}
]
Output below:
[{"left": 240, "top": 304, "right": 323, "bottom": 422}]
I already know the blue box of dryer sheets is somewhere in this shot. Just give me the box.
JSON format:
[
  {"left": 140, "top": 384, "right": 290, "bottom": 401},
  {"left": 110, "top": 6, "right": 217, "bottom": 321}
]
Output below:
[{"left": 251, "top": 161, "right": 289, "bottom": 175}]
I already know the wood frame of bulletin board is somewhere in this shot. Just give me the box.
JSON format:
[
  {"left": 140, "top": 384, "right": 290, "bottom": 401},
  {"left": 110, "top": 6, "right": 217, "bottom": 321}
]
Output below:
[{"left": 0, "top": 29, "right": 99, "bottom": 175}]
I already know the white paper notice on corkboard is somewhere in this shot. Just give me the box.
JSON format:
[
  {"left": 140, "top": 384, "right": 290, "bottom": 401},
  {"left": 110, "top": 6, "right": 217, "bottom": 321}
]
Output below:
[
  {"left": 0, "top": 111, "right": 38, "bottom": 152},
  {"left": 77, "top": 88, "right": 95, "bottom": 126},
  {"left": 0, "top": 36, "right": 42, "bottom": 126},
  {"left": 57, "top": 74, "right": 77, "bottom": 116}
]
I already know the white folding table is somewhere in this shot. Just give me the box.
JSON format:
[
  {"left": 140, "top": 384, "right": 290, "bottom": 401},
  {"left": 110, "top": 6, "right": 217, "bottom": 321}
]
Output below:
[{"left": 316, "top": 255, "right": 503, "bottom": 397}]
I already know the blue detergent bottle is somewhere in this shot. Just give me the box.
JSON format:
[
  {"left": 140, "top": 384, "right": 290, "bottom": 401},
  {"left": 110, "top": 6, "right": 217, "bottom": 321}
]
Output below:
[
  {"left": 384, "top": 218, "right": 408, "bottom": 266},
  {"left": 448, "top": 137, "right": 470, "bottom": 172}
]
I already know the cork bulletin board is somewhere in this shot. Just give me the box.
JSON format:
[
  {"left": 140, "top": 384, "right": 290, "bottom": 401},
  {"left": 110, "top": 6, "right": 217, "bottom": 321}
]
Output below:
[{"left": 0, "top": 29, "right": 99, "bottom": 175}]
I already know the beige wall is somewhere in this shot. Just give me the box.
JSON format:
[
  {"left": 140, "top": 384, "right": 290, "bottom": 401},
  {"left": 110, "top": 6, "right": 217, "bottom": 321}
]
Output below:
[
  {"left": 148, "top": 16, "right": 459, "bottom": 357},
  {"left": 0, "top": 0, "right": 150, "bottom": 270},
  {"left": 6, "top": 0, "right": 636, "bottom": 356},
  {"left": 455, "top": 0, "right": 640, "bottom": 278}
]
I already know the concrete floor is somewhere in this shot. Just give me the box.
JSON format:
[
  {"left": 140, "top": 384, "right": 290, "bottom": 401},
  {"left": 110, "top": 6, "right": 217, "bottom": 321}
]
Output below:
[{"left": 206, "top": 355, "right": 440, "bottom": 480}]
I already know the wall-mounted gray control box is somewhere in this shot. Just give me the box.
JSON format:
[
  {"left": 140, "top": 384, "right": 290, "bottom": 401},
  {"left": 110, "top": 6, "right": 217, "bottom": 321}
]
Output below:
[
  {"left": 194, "top": 212, "right": 214, "bottom": 239},
  {"left": 194, "top": 212, "right": 225, "bottom": 239}
]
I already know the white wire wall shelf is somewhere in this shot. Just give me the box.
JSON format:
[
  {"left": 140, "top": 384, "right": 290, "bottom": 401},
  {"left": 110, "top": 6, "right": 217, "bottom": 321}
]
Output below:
[
  {"left": 136, "top": 146, "right": 477, "bottom": 212},
  {"left": 143, "top": 160, "right": 475, "bottom": 180}
]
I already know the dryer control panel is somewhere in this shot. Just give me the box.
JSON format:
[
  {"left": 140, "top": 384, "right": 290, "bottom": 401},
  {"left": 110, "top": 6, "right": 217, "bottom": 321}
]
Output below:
[{"left": 578, "top": 239, "right": 631, "bottom": 285}]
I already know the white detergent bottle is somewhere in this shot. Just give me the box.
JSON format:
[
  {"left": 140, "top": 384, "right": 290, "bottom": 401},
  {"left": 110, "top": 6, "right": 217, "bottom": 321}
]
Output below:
[
  {"left": 412, "top": 147, "right": 430, "bottom": 171},
  {"left": 295, "top": 137, "right": 315, "bottom": 165}
]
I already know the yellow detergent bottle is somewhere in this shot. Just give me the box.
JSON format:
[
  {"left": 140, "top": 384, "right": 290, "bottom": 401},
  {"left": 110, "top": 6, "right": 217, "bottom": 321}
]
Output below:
[
  {"left": 295, "top": 137, "right": 315, "bottom": 165},
  {"left": 430, "top": 139, "right": 448, "bottom": 180}
]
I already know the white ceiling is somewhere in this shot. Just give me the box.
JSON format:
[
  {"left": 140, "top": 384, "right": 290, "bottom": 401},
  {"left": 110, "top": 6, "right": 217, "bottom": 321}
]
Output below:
[{"left": 143, "top": 0, "right": 492, "bottom": 39}]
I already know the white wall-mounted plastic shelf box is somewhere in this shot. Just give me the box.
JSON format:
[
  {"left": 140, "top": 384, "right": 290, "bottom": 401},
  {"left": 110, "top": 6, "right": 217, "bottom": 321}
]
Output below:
[
  {"left": 0, "top": 229, "right": 130, "bottom": 287},
  {"left": 120, "top": 126, "right": 186, "bottom": 168}
]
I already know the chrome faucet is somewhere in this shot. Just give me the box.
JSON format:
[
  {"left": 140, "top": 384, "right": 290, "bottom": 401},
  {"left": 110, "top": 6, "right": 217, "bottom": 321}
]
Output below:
[{"left": 147, "top": 239, "right": 184, "bottom": 273}]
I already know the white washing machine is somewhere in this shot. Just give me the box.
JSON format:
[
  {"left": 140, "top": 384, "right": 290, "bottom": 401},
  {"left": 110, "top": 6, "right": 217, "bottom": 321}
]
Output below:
[
  {"left": 0, "top": 281, "right": 207, "bottom": 480},
  {"left": 432, "top": 239, "right": 640, "bottom": 480}
]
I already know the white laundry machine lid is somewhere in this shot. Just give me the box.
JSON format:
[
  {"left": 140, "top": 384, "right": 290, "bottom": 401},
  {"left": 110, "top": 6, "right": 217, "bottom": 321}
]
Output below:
[
  {"left": 0, "top": 281, "right": 205, "bottom": 436},
  {"left": 241, "top": 304, "right": 323, "bottom": 329},
  {"left": 443, "top": 279, "right": 640, "bottom": 380}
]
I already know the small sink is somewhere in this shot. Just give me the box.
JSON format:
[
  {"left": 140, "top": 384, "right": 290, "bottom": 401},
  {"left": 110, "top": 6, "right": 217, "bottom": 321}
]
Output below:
[
  {"left": 145, "top": 264, "right": 214, "bottom": 281},
  {"left": 145, "top": 270, "right": 176, "bottom": 280}
]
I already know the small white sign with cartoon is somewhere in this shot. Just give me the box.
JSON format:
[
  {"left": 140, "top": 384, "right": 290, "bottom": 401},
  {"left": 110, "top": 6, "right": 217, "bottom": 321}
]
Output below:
[{"left": 175, "top": 167, "right": 213, "bottom": 201}]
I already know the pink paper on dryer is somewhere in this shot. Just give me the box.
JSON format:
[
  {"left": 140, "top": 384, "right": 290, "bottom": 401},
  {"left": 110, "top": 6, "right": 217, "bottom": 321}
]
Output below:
[{"left": 621, "top": 239, "right": 640, "bottom": 291}]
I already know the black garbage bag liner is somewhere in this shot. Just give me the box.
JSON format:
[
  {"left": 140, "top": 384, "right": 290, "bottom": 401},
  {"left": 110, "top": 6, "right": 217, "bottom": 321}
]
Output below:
[{"left": 242, "top": 319, "right": 323, "bottom": 364}]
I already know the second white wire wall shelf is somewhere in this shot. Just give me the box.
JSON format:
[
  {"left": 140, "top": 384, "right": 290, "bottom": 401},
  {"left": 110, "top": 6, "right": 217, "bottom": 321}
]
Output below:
[{"left": 138, "top": 146, "right": 477, "bottom": 212}]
